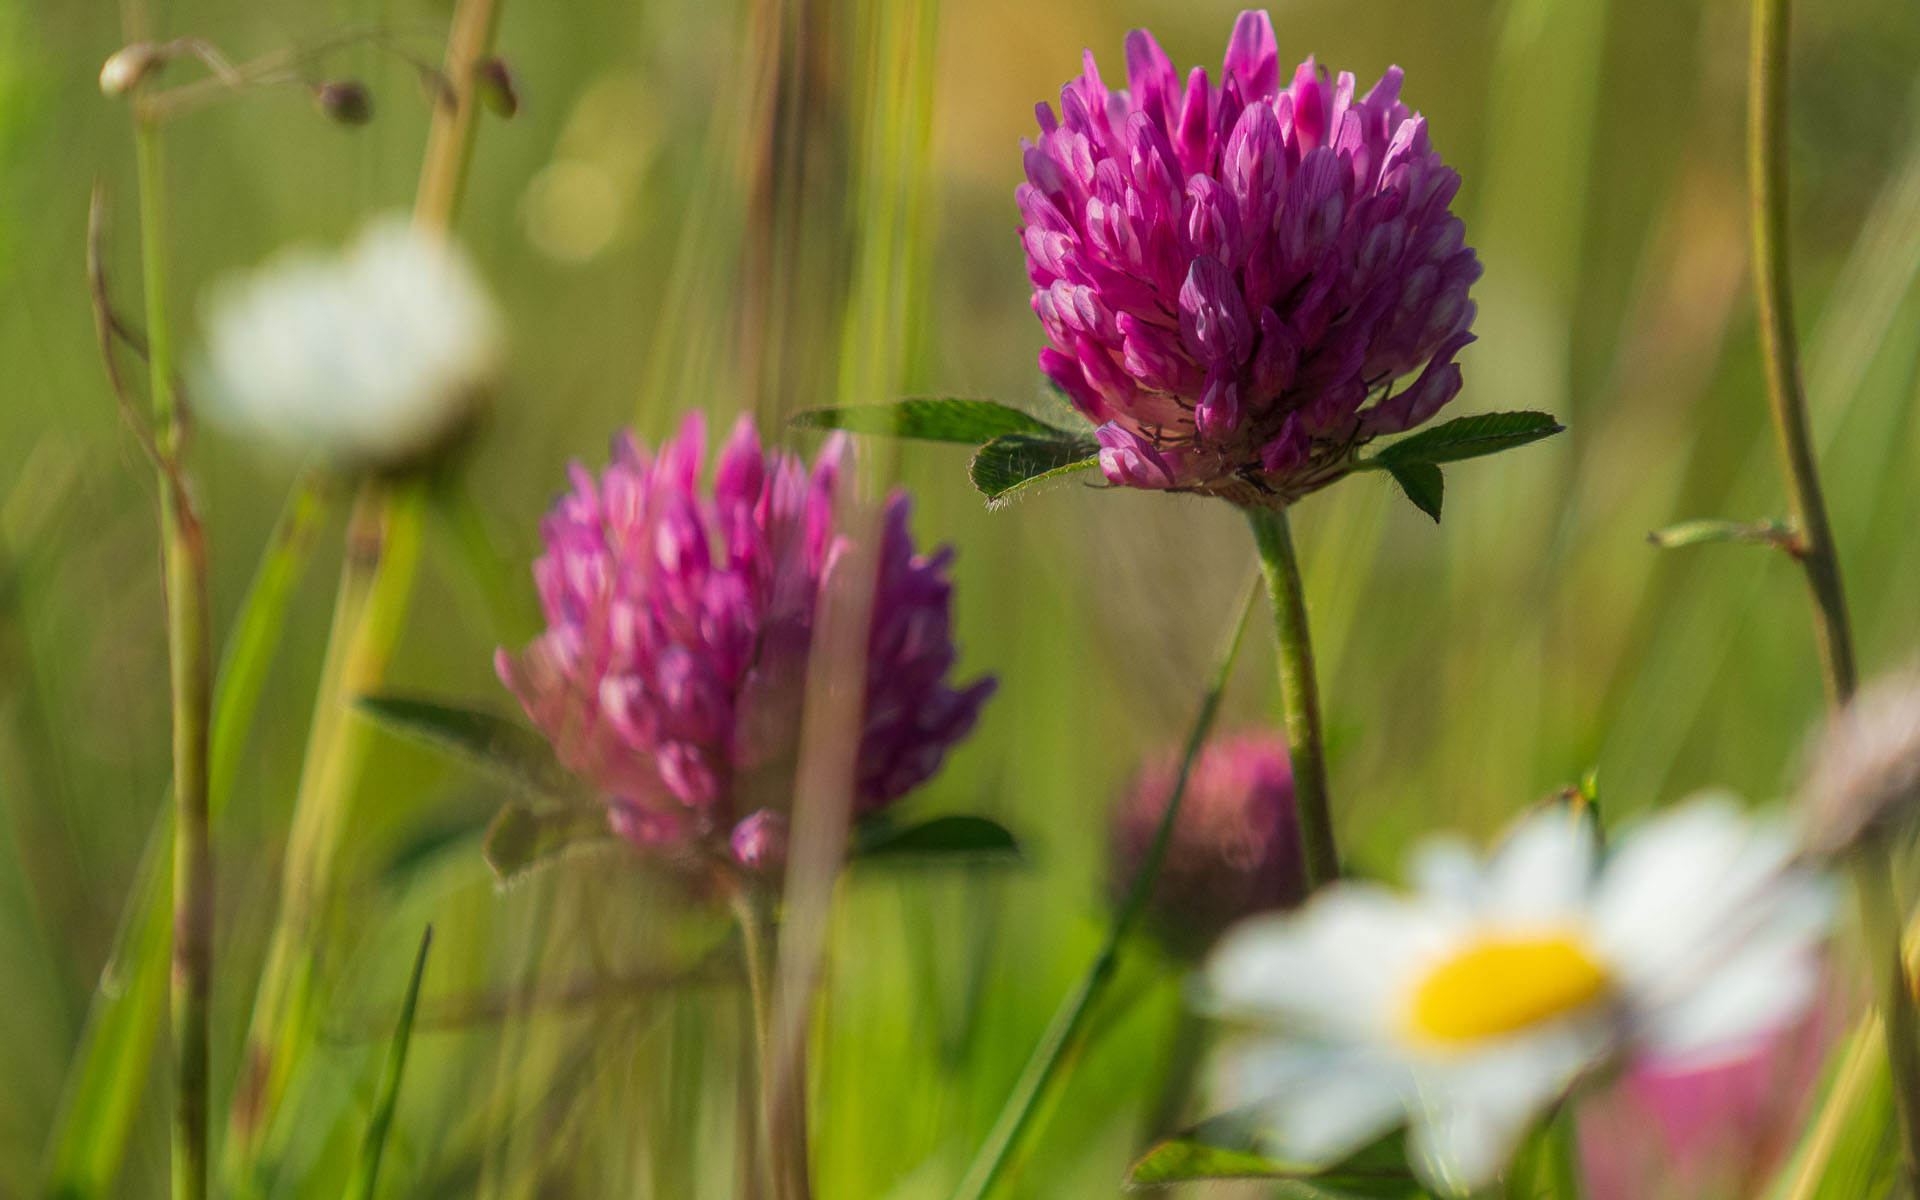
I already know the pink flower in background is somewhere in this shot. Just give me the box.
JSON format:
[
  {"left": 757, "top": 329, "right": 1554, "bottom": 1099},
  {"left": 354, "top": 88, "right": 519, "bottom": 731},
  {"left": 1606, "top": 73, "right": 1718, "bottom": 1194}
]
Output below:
[
  {"left": 497, "top": 413, "right": 995, "bottom": 871},
  {"left": 1111, "top": 732, "right": 1306, "bottom": 956},
  {"left": 1020, "top": 10, "right": 1480, "bottom": 505},
  {"left": 1578, "top": 999, "right": 1833, "bottom": 1200}
]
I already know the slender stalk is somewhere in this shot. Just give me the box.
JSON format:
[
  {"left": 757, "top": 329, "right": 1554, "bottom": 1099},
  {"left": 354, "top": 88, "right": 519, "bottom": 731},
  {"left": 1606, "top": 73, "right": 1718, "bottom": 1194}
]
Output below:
[
  {"left": 226, "top": 483, "right": 423, "bottom": 1181},
  {"left": 225, "top": 0, "right": 504, "bottom": 1176},
  {"left": 1856, "top": 845, "right": 1920, "bottom": 1185},
  {"left": 952, "top": 581, "right": 1258, "bottom": 1200},
  {"left": 732, "top": 882, "right": 805, "bottom": 1200},
  {"left": 1747, "top": 0, "right": 1920, "bottom": 1187},
  {"left": 133, "top": 109, "right": 214, "bottom": 1200},
  {"left": 1748, "top": 0, "right": 1855, "bottom": 708},
  {"left": 1779, "top": 1014, "right": 1887, "bottom": 1200},
  {"left": 1244, "top": 506, "right": 1338, "bottom": 889}
]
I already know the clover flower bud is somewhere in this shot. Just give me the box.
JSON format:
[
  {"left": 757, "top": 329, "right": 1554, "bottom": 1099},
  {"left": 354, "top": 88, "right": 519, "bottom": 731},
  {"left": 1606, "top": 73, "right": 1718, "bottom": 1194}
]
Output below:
[{"left": 1111, "top": 732, "right": 1305, "bottom": 957}]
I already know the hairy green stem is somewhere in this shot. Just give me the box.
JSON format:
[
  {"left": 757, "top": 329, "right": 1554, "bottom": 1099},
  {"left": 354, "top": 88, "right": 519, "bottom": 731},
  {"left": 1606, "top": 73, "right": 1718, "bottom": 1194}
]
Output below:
[
  {"left": 1245, "top": 506, "right": 1338, "bottom": 889},
  {"left": 951, "top": 582, "right": 1258, "bottom": 1200},
  {"left": 133, "top": 111, "right": 214, "bottom": 1200},
  {"left": 1747, "top": 0, "right": 1919, "bottom": 1189}
]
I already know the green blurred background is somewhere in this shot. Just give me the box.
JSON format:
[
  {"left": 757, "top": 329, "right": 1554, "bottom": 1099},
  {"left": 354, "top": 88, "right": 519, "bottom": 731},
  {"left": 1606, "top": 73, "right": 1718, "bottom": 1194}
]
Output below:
[{"left": 3, "top": 0, "right": 1920, "bottom": 1194}]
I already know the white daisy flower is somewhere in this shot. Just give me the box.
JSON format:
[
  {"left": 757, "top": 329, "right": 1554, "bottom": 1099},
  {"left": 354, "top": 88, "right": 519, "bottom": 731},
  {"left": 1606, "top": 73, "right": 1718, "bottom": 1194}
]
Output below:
[
  {"left": 199, "top": 215, "right": 502, "bottom": 468},
  {"left": 1204, "top": 795, "right": 1833, "bottom": 1196}
]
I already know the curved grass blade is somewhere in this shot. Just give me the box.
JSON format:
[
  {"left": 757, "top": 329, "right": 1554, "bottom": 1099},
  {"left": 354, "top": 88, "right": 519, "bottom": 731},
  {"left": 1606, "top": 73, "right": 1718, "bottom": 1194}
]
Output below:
[
  {"left": 792, "top": 398, "right": 1067, "bottom": 444},
  {"left": 345, "top": 926, "right": 433, "bottom": 1200},
  {"left": 41, "top": 796, "right": 172, "bottom": 1198},
  {"left": 951, "top": 580, "right": 1260, "bottom": 1200}
]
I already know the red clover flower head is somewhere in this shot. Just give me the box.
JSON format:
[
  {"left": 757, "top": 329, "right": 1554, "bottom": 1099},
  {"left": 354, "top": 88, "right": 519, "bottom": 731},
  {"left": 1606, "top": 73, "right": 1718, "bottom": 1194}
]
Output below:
[
  {"left": 1111, "top": 731, "right": 1306, "bottom": 957},
  {"left": 497, "top": 413, "right": 996, "bottom": 873},
  {"left": 1020, "top": 10, "right": 1480, "bottom": 505}
]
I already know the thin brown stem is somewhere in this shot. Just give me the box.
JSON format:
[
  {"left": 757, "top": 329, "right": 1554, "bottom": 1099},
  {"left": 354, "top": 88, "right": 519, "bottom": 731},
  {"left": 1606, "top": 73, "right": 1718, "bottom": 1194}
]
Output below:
[{"left": 1747, "top": 0, "right": 1855, "bottom": 707}]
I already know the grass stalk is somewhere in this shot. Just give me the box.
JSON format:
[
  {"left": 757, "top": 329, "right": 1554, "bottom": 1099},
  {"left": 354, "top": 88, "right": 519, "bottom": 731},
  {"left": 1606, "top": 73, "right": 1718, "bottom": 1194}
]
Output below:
[
  {"left": 344, "top": 926, "right": 433, "bottom": 1200},
  {"left": 132, "top": 108, "right": 215, "bottom": 1200},
  {"left": 1244, "top": 505, "right": 1338, "bottom": 889},
  {"left": 950, "top": 580, "right": 1259, "bottom": 1200},
  {"left": 1748, "top": 0, "right": 1856, "bottom": 707},
  {"left": 1747, "top": 0, "right": 1920, "bottom": 1188},
  {"left": 733, "top": 881, "right": 809, "bottom": 1200}
]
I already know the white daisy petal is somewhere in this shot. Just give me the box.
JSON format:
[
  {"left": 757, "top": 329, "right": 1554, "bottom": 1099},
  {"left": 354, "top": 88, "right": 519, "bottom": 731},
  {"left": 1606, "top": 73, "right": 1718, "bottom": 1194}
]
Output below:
[
  {"left": 1645, "top": 947, "right": 1822, "bottom": 1064},
  {"left": 1218, "top": 1041, "right": 1409, "bottom": 1165},
  {"left": 1407, "top": 1025, "right": 1599, "bottom": 1194},
  {"left": 1408, "top": 1093, "right": 1530, "bottom": 1197},
  {"left": 1480, "top": 806, "right": 1598, "bottom": 921},
  {"left": 1207, "top": 885, "right": 1454, "bottom": 1037},
  {"left": 1592, "top": 794, "right": 1797, "bottom": 987},
  {"left": 1408, "top": 836, "right": 1480, "bottom": 906}
]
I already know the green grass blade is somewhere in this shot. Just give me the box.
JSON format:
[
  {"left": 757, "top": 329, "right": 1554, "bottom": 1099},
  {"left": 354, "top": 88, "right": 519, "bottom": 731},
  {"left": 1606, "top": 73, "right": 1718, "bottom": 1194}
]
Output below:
[
  {"left": 212, "top": 472, "right": 332, "bottom": 817},
  {"left": 212, "top": 469, "right": 333, "bottom": 822},
  {"left": 40, "top": 795, "right": 172, "bottom": 1198},
  {"left": 951, "top": 580, "right": 1259, "bottom": 1200},
  {"left": 346, "top": 926, "right": 434, "bottom": 1200}
]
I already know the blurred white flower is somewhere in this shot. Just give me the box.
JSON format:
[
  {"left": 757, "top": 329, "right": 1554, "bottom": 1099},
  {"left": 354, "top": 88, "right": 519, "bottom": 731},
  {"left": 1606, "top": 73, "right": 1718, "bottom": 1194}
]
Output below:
[
  {"left": 1204, "top": 797, "right": 1832, "bottom": 1196},
  {"left": 1801, "top": 664, "right": 1920, "bottom": 857},
  {"left": 199, "top": 216, "right": 502, "bottom": 468}
]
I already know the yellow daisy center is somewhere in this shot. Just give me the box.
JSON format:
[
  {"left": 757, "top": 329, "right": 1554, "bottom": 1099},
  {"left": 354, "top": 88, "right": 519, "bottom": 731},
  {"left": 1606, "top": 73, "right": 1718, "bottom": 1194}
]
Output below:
[{"left": 1405, "top": 931, "right": 1612, "bottom": 1043}]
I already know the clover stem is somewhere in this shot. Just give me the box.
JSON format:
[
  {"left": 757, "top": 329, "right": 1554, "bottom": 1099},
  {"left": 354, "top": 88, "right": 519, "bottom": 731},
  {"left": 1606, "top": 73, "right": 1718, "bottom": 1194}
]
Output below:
[{"left": 1245, "top": 505, "right": 1339, "bottom": 890}]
